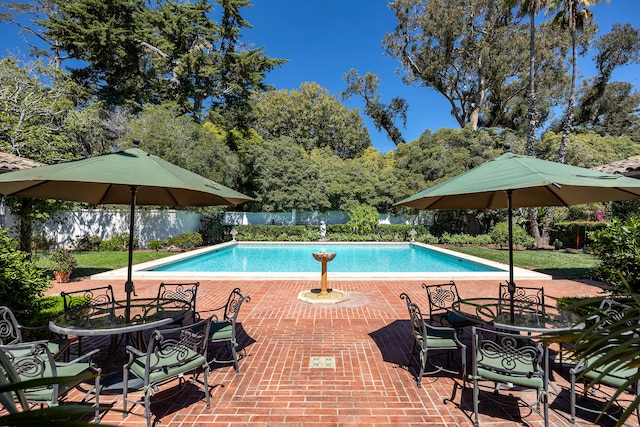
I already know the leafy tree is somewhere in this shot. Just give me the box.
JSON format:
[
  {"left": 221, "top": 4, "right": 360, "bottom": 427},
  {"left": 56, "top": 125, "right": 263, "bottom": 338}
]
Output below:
[
  {"left": 241, "top": 137, "right": 331, "bottom": 212},
  {"left": 42, "top": 0, "right": 146, "bottom": 108},
  {"left": 342, "top": 69, "right": 407, "bottom": 146},
  {"left": 0, "top": 58, "right": 78, "bottom": 163},
  {"left": 126, "top": 103, "right": 241, "bottom": 188},
  {"left": 346, "top": 204, "right": 379, "bottom": 235},
  {"left": 549, "top": 0, "right": 600, "bottom": 164},
  {"left": 536, "top": 130, "right": 640, "bottom": 168},
  {"left": 504, "top": 0, "right": 549, "bottom": 155},
  {"left": 393, "top": 127, "right": 508, "bottom": 188},
  {"left": 40, "top": 0, "right": 285, "bottom": 122},
  {"left": 384, "top": 0, "right": 567, "bottom": 132},
  {"left": 253, "top": 82, "right": 371, "bottom": 159},
  {"left": 326, "top": 157, "right": 378, "bottom": 211},
  {"left": 210, "top": 0, "right": 286, "bottom": 130},
  {"left": 575, "top": 23, "right": 640, "bottom": 135}
]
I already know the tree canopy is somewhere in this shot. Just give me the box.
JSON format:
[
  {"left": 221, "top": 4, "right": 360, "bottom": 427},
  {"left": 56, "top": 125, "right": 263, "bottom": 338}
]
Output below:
[{"left": 0, "top": 0, "right": 638, "bottom": 236}]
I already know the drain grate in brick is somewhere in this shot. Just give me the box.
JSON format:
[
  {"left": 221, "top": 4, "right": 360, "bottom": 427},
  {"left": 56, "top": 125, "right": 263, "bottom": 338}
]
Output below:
[{"left": 309, "top": 356, "right": 335, "bottom": 368}]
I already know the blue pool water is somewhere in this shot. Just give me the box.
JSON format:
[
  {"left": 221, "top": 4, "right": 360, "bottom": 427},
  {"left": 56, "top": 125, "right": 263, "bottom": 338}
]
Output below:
[{"left": 146, "top": 243, "right": 504, "bottom": 274}]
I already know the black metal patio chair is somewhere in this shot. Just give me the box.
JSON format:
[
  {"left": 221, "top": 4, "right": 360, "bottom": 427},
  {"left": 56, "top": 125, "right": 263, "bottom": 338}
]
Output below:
[{"left": 400, "top": 292, "right": 466, "bottom": 387}]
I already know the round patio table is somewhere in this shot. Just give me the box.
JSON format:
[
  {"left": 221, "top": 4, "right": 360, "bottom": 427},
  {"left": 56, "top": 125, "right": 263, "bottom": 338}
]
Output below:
[
  {"left": 49, "top": 298, "right": 190, "bottom": 337},
  {"left": 49, "top": 297, "right": 191, "bottom": 392},
  {"left": 451, "top": 297, "right": 581, "bottom": 333}
]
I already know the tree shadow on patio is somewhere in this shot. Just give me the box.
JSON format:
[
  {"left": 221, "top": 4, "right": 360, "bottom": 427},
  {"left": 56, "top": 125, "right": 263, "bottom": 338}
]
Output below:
[
  {"left": 550, "top": 387, "right": 628, "bottom": 427},
  {"left": 452, "top": 383, "right": 534, "bottom": 426},
  {"left": 146, "top": 381, "right": 223, "bottom": 425},
  {"left": 368, "top": 319, "right": 412, "bottom": 367}
]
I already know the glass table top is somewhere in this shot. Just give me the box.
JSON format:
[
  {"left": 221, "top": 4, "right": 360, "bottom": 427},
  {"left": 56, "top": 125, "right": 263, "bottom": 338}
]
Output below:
[
  {"left": 452, "top": 297, "right": 581, "bottom": 333},
  {"left": 49, "top": 298, "right": 190, "bottom": 336}
]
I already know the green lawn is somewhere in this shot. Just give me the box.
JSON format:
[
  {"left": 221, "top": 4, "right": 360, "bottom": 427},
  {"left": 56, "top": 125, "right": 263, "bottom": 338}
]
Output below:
[
  {"left": 36, "top": 250, "right": 174, "bottom": 278},
  {"left": 444, "top": 245, "right": 600, "bottom": 280}
]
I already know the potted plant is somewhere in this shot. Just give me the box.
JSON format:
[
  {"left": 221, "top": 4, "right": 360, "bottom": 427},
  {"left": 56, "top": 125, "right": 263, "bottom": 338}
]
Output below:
[
  {"left": 553, "top": 239, "right": 563, "bottom": 250},
  {"left": 47, "top": 248, "right": 78, "bottom": 283}
]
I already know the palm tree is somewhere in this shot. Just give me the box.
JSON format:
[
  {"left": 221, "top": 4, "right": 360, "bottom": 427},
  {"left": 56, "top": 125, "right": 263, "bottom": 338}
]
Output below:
[
  {"left": 504, "top": 0, "right": 550, "bottom": 247},
  {"left": 504, "top": 0, "right": 548, "bottom": 156},
  {"left": 550, "top": 0, "right": 604, "bottom": 164}
]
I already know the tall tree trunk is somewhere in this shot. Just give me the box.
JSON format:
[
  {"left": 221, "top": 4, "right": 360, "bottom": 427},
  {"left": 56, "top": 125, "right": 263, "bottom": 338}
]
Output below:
[
  {"left": 19, "top": 199, "right": 33, "bottom": 260},
  {"left": 526, "top": 10, "right": 542, "bottom": 246},
  {"left": 526, "top": 12, "right": 540, "bottom": 157},
  {"left": 545, "top": 13, "right": 580, "bottom": 246}
]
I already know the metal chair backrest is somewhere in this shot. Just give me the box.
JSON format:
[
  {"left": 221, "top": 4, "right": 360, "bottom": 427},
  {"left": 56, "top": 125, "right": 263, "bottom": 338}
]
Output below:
[
  {"left": 61, "top": 285, "right": 115, "bottom": 311},
  {"left": 399, "top": 292, "right": 413, "bottom": 315},
  {"left": 0, "top": 306, "right": 22, "bottom": 345},
  {"left": 222, "top": 287, "right": 250, "bottom": 322},
  {"left": 157, "top": 282, "right": 200, "bottom": 321},
  {"left": 422, "top": 281, "right": 461, "bottom": 321},
  {"left": 593, "top": 298, "right": 637, "bottom": 331},
  {"left": 406, "top": 301, "right": 428, "bottom": 346},
  {"left": 498, "top": 283, "right": 545, "bottom": 316},
  {"left": 144, "top": 316, "right": 211, "bottom": 373},
  {"left": 473, "top": 325, "right": 545, "bottom": 382}
]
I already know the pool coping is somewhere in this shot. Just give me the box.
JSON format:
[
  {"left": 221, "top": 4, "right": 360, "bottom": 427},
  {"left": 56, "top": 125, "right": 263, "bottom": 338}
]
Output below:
[{"left": 91, "top": 241, "right": 552, "bottom": 282}]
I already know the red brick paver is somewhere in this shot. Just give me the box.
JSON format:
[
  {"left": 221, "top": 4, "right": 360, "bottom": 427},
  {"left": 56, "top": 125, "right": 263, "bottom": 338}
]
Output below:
[{"left": 40, "top": 278, "right": 636, "bottom": 426}]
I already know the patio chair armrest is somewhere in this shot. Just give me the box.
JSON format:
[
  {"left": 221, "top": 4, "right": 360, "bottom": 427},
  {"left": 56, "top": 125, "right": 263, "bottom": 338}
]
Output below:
[
  {"left": 424, "top": 321, "right": 456, "bottom": 333},
  {"left": 569, "top": 358, "right": 589, "bottom": 375},
  {"left": 19, "top": 324, "right": 66, "bottom": 338},
  {"left": 125, "top": 345, "right": 146, "bottom": 358},
  {"left": 56, "top": 348, "right": 100, "bottom": 366},
  {"left": 199, "top": 305, "right": 226, "bottom": 315},
  {"left": 425, "top": 322, "right": 465, "bottom": 345}
]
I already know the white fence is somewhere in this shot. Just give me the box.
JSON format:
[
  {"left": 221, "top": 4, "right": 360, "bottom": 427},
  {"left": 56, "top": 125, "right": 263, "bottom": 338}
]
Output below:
[{"left": 2, "top": 208, "right": 433, "bottom": 249}]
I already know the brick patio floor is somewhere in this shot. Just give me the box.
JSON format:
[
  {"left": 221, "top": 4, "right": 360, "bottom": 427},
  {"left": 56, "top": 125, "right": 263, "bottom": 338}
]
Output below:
[{"left": 41, "top": 277, "right": 638, "bottom": 427}]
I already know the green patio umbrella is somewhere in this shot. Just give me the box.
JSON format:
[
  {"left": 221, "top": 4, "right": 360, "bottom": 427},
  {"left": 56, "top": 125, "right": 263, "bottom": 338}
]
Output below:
[
  {"left": 396, "top": 150, "right": 640, "bottom": 323},
  {"left": 0, "top": 142, "right": 252, "bottom": 321}
]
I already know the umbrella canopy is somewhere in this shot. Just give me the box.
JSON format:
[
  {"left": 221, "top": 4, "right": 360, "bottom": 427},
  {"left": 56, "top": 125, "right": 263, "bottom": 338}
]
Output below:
[
  {"left": 396, "top": 151, "right": 640, "bottom": 323},
  {"left": 0, "top": 145, "right": 252, "bottom": 320},
  {"left": 0, "top": 147, "right": 250, "bottom": 207},
  {"left": 398, "top": 152, "right": 640, "bottom": 210}
]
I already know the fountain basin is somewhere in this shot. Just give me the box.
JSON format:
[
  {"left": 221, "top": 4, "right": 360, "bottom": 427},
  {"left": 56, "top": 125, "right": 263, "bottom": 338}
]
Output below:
[{"left": 298, "top": 289, "right": 350, "bottom": 305}]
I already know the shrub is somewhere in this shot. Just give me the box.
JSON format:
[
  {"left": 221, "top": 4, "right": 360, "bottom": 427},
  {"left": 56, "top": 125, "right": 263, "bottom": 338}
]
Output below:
[
  {"left": 99, "top": 232, "right": 139, "bottom": 251},
  {"left": 416, "top": 233, "right": 440, "bottom": 244},
  {"left": 0, "top": 229, "right": 51, "bottom": 313},
  {"left": 489, "top": 221, "right": 535, "bottom": 249},
  {"left": 74, "top": 234, "right": 102, "bottom": 251},
  {"left": 45, "top": 248, "right": 78, "bottom": 274},
  {"left": 200, "top": 212, "right": 231, "bottom": 244},
  {"left": 166, "top": 232, "right": 203, "bottom": 250},
  {"left": 589, "top": 215, "right": 640, "bottom": 293},
  {"left": 440, "top": 232, "right": 478, "bottom": 246},
  {"left": 148, "top": 239, "right": 166, "bottom": 251},
  {"left": 346, "top": 204, "right": 379, "bottom": 235}
]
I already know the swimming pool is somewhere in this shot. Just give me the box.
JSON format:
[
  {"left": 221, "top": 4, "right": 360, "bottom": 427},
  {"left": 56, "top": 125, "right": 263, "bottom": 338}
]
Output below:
[
  {"left": 148, "top": 242, "right": 503, "bottom": 273},
  {"left": 92, "top": 242, "right": 551, "bottom": 281}
]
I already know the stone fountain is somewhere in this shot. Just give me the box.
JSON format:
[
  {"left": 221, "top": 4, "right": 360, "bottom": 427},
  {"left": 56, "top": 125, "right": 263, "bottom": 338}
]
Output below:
[{"left": 298, "top": 251, "right": 349, "bottom": 305}]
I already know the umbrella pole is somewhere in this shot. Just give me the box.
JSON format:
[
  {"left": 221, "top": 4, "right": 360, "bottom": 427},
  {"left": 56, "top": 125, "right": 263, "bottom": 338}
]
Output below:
[
  {"left": 125, "top": 186, "right": 138, "bottom": 323},
  {"left": 507, "top": 190, "right": 515, "bottom": 324}
]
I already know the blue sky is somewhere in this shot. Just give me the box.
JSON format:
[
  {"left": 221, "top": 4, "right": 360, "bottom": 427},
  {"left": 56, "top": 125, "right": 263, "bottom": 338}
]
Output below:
[
  {"left": 1, "top": 0, "right": 639, "bottom": 153},
  {"left": 243, "top": 0, "right": 640, "bottom": 152}
]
